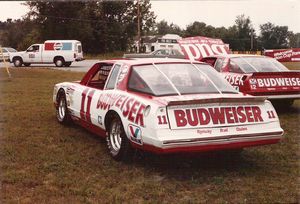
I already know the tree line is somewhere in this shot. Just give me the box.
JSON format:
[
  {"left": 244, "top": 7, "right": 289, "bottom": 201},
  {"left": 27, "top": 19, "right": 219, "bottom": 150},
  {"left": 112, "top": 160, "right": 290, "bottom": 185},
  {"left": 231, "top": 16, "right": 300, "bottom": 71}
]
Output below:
[
  {"left": 156, "top": 15, "right": 300, "bottom": 51},
  {"left": 0, "top": 1, "right": 299, "bottom": 53}
]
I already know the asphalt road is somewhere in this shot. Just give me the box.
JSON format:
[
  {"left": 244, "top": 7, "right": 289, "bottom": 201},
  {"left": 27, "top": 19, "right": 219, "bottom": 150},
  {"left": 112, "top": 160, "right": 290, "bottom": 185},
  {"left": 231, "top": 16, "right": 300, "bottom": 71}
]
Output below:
[{"left": 0, "top": 59, "right": 99, "bottom": 72}]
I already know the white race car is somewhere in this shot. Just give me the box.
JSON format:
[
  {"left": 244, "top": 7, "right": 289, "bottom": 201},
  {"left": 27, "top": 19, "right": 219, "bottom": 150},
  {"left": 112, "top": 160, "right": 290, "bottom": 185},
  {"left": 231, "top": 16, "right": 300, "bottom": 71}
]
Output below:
[{"left": 53, "top": 58, "right": 284, "bottom": 161}]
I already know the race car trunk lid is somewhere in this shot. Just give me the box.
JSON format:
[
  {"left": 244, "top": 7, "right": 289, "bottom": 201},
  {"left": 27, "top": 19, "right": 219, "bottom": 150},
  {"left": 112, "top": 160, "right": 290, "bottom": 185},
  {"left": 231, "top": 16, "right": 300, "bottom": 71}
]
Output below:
[
  {"left": 166, "top": 96, "right": 277, "bottom": 130},
  {"left": 246, "top": 71, "right": 300, "bottom": 98}
]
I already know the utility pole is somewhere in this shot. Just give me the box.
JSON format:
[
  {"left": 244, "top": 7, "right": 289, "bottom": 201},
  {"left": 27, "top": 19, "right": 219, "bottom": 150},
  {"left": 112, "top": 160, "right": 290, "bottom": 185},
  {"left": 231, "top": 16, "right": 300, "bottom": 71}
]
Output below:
[
  {"left": 137, "top": 0, "right": 141, "bottom": 53},
  {"left": 250, "top": 29, "right": 254, "bottom": 51}
]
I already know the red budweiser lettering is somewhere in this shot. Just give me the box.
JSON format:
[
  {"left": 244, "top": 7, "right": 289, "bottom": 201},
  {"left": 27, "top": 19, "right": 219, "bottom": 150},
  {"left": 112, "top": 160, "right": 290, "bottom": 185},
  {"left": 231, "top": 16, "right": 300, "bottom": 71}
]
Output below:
[
  {"left": 97, "top": 93, "right": 145, "bottom": 126},
  {"left": 174, "top": 106, "right": 263, "bottom": 127},
  {"left": 178, "top": 36, "right": 230, "bottom": 61},
  {"left": 225, "top": 74, "right": 244, "bottom": 86}
]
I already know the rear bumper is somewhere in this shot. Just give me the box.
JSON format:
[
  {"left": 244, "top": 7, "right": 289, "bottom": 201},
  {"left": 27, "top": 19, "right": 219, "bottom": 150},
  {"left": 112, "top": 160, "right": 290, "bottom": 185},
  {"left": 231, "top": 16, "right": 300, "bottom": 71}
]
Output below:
[
  {"left": 264, "top": 94, "right": 300, "bottom": 99},
  {"left": 136, "top": 131, "right": 283, "bottom": 154},
  {"left": 247, "top": 92, "right": 300, "bottom": 99},
  {"left": 75, "top": 58, "right": 84, "bottom": 62}
]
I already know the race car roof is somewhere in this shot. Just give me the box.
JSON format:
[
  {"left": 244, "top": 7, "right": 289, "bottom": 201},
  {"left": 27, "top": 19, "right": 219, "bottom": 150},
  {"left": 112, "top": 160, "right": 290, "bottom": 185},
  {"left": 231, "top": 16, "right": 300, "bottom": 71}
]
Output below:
[{"left": 204, "top": 54, "right": 269, "bottom": 59}]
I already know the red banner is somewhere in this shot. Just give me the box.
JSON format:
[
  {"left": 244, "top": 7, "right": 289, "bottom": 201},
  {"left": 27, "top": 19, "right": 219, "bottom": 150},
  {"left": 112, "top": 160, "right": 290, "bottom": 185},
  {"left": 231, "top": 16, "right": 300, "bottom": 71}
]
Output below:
[
  {"left": 178, "top": 36, "right": 230, "bottom": 61},
  {"left": 264, "top": 48, "right": 300, "bottom": 62}
]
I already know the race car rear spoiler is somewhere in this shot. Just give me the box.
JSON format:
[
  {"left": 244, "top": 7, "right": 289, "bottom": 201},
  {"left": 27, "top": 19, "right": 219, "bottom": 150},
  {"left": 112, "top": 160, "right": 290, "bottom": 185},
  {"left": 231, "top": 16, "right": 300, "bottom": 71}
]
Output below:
[
  {"left": 251, "top": 71, "right": 300, "bottom": 77},
  {"left": 167, "top": 96, "right": 267, "bottom": 106}
]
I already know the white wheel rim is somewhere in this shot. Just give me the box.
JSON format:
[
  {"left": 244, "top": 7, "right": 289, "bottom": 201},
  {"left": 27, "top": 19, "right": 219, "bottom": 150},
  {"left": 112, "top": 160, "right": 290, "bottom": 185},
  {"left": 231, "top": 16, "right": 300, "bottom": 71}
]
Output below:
[
  {"left": 109, "top": 120, "right": 122, "bottom": 153},
  {"left": 57, "top": 60, "right": 63, "bottom": 66},
  {"left": 58, "top": 99, "right": 65, "bottom": 119}
]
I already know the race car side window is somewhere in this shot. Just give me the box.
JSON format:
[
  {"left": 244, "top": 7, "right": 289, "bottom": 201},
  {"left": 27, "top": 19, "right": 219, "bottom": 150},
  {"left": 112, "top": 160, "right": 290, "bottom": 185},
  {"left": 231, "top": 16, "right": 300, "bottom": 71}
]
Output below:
[
  {"left": 128, "top": 67, "right": 153, "bottom": 95},
  {"left": 105, "top": 64, "right": 121, "bottom": 90},
  {"left": 202, "top": 58, "right": 216, "bottom": 67},
  {"left": 86, "top": 64, "right": 112, "bottom": 90},
  {"left": 229, "top": 60, "right": 244, "bottom": 73},
  {"left": 214, "top": 58, "right": 225, "bottom": 72}
]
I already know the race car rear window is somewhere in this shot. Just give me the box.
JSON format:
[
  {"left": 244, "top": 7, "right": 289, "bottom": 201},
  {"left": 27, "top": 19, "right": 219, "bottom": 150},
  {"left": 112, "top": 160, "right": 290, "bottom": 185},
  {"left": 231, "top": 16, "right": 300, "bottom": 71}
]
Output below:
[
  {"left": 128, "top": 63, "right": 238, "bottom": 96},
  {"left": 231, "top": 57, "right": 289, "bottom": 73},
  {"left": 128, "top": 65, "right": 177, "bottom": 96}
]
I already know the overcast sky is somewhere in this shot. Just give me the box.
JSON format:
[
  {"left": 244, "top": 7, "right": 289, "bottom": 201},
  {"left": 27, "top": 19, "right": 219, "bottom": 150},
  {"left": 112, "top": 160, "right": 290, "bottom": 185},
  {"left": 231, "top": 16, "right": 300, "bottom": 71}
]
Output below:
[{"left": 0, "top": 0, "right": 299, "bottom": 34}]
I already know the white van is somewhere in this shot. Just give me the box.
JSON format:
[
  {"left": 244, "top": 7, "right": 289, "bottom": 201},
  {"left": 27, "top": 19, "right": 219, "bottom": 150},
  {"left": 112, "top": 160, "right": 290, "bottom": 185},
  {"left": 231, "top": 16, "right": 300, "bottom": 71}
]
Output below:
[{"left": 10, "top": 40, "right": 84, "bottom": 67}]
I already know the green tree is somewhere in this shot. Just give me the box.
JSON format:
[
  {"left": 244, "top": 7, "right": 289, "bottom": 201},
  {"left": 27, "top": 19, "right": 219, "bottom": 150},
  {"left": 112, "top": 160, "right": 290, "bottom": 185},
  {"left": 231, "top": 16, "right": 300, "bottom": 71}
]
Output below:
[
  {"left": 288, "top": 32, "right": 300, "bottom": 48},
  {"left": 185, "top": 21, "right": 208, "bottom": 37},
  {"left": 234, "top": 14, "right": 255, "bottom": 50},
  {"left": 259, "top": 22, "right": 290, "bottom": 49},
  {"left": 155, "top": 20, "right": 182, "bottom": 35},
  {"left": 0, "top": 18, "right": 38, "bottom": 50},
  {"left": 222, "top": 25, "right": 239, "bottom": 50},
  {"left": 25, "top": 1, "right": 156, "bottom": 53}
]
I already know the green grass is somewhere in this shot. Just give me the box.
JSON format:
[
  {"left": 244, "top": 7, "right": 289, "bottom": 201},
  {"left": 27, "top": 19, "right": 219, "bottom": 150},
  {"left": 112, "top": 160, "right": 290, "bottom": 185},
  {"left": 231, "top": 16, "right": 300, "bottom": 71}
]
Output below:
[
  {"left": 282, "top": 62, "right": 300, "bottom": 70},
  {"left": 0, "top": 66, "right": 299, "bottom": 203}
]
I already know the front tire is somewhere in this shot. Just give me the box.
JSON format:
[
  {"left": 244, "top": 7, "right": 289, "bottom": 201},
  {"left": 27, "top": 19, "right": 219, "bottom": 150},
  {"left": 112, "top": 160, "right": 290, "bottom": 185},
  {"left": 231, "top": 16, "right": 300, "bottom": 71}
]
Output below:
[
  {"left": 13, "top": 58, "right": 23, "bottom": 67},
  {"left": 56, "top": 92, "right": 72, "bottom": 124},
  {"left": 106, "top": 115, "right": 133, "bottom": 161}
]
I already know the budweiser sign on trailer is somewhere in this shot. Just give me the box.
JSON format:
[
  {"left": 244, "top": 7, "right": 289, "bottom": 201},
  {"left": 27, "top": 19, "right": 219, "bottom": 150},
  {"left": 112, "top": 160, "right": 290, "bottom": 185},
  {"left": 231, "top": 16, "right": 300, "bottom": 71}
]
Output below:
[{"left": 178, "top": 36, "right": 230, "bottom": 61}]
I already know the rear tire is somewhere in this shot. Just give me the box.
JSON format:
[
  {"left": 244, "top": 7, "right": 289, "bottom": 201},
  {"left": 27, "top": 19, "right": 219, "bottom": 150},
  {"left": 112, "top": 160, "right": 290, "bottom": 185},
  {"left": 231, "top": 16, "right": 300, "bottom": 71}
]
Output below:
[
  {"left": 13, "top": 58, "right": 23, "bottom": 67},
  {"left": 285, "top": 99, "right": 294, "bottom": 107},
  {"left": 23, "top": 63, "right": 31, "bottom": 67},
  {"left": 272, "top": 99, "right": 294, "bottom": 109},
  {"left": 64, "top": 62, "right": 72, "bottom": 67},
  {"left": 56, "top": 92, "right": 72, "bottom": 124},
  {"left": 54, "top": 57, "right": 65, "bottom": 67},
  {"left": 106, "top": 114, "right": 133, "bottom": 161}
]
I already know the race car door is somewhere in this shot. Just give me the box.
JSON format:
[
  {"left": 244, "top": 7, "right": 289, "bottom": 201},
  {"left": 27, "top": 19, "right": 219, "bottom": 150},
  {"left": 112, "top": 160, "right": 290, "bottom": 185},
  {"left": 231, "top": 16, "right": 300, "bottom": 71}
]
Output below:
[
  {"left": 86, "top": 63, "right": 122, "bottom": 129},
  {"left": 67, "top": 62, "right": 118, "bottom": 130},
  {"left": 24, "top": 45, "right": 42, "bottom": 63}
]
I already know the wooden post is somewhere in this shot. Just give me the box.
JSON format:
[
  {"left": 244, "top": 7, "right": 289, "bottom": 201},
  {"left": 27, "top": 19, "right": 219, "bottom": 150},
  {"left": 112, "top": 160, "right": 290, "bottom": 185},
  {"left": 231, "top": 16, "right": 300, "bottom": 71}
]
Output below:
[
  {"left": 0, "top": 45, "right": 12, "bottom": 78},
  {"left": 137, "top": 0, "right": 141, "bottom": 53}
]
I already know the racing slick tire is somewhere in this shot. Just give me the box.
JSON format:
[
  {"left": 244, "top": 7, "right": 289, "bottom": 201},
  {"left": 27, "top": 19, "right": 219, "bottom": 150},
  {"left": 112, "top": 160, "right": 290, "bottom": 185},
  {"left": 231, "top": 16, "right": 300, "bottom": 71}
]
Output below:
[
  {"left": 13, "top": 57, "right": 23, "bottom": 67},
  {"left": 272, "top": 99, "right": 294, "bottom": 109},
  {"left": 23, "top": 63, "right": 31, "bottom": 67},
  {"left": 56, "top": 91, "right": 72, "bottom": 124},
  {"left": 107, "top": 114, "right": 133, "bottom": 161},
  {"left": 64, "top": 62, "right": 72, "bottom": 67},
  {"left": 54, "top": 57, "right": 65, "bottom": 67}
]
